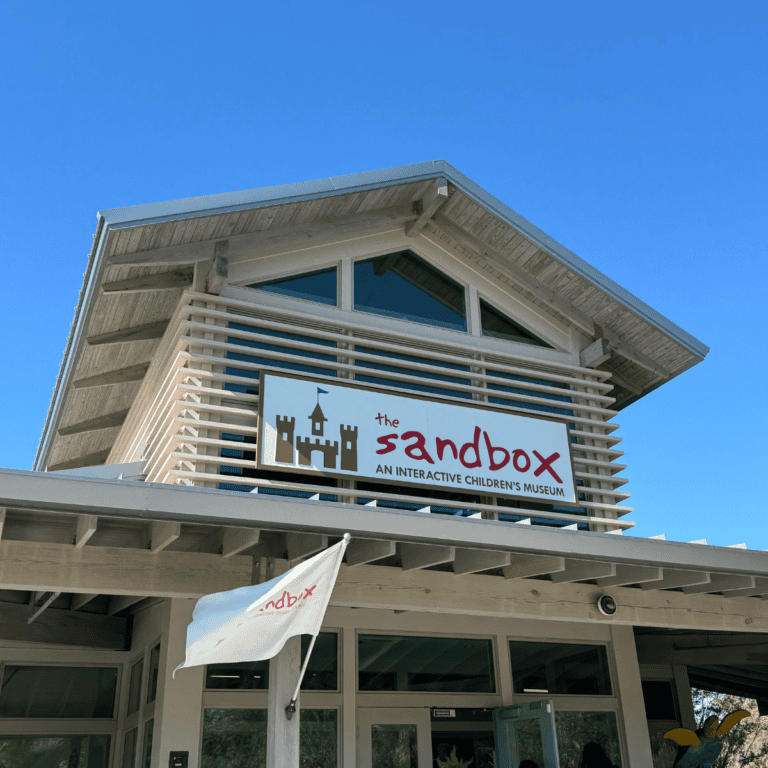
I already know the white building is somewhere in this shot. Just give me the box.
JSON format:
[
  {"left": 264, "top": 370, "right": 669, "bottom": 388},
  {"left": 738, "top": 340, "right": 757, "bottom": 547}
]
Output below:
[{"left": 1, "top": 161, "right": 766, "bottom": 768}]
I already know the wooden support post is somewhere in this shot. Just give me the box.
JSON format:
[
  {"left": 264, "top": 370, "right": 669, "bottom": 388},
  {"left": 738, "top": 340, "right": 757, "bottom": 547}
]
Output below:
[{"left": 266, "top": 635, "right": 301, "bottom": 768}]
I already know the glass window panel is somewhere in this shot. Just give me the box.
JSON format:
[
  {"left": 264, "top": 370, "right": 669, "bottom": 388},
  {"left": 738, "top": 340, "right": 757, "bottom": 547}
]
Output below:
[
  {"left": 0, "top": 734, "right": 111, "bottom": 768},
  {"left": 480, "top": 299, "right": 552, "bottom": 347},
  {"left": 371, "top": 724, "right": 418, "bottom": 768},
  {"left": 123, "top": 728, "right": 138, "bottom": 768},
  {"left": 202, "top": 708, "right": 267, "bottom": 768},
  {"left": 128, "top": 659, "right": 143, "bottom": 715},
  {"left": 359, "top": 635, "right": 495, "bottom": 693},
  {"left": 206, "top": 633, "right": 338, "bottom": 690},
  {"left": 554, "top": 711, "right": 622, "bottom": 768},
  {"left": 247, "top": 267, "right": 338, "bottom": 306},
  {"left": 146, "top": 644, "right": 161, "bottom": 704},
  {"left": 141, "top": 720, "right": 153, "bottom": 768},
  {"left": 0, "top": 666, "right": 118, "bottom": 718},
  {"left": 354, "top": 251, "right": 467, "bottom": 332},
  {"left": 512, "top": 718, "right": 546, "bottom": 768},
  {"left": 301, "top": 709, "right": 338, "bottom": 768},
  {"left": 509, "top": 642, "right": 612, "bottom": 696}
]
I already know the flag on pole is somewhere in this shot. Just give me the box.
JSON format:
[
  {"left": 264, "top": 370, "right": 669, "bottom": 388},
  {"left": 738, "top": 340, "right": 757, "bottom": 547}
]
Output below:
[{"left": 174, "top": 534, "right": 350, "bottom": 677}]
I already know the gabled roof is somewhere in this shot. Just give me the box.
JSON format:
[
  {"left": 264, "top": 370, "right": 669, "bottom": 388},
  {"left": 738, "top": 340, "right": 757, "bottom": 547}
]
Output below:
[{"left": 36, "top": 161, "right": 708, "bottom": 472}]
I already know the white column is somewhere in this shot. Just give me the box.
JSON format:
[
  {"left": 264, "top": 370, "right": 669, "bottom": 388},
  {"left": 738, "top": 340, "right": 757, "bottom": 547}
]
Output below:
[
  {"left": 152, "top": 598, "right": 205, "bottom": 768},
  {"left": 673, "top": 664, "right": 697, "bottom": 729},
  {"left": 267, "top": 635, "right": 302, "bottom": 768},
  {"left": 342, "top": 626, "right": 357, "bottom": 768},
  {"left": 610, "top": 625, "right": 654, "bottom": 768}
]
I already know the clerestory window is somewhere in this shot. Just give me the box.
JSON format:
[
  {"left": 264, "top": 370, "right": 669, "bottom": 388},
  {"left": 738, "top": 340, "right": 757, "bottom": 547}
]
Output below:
[{"left": 246, "top": 267, "right": 337, "bottom": 306}]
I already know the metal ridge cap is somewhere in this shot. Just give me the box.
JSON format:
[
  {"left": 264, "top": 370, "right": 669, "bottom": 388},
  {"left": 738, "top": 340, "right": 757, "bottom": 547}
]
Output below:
[
  {"left": 97, "top": 160, "right": 449, "bottom": 228},
  {"left": 1, "top": 468, "right": 765, "bottom": 575}
]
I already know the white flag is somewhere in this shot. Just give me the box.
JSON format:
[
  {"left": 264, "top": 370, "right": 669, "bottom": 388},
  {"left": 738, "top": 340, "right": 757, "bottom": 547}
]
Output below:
[{"left": 174, "top": 534, "right": 350, "bottom": 676}]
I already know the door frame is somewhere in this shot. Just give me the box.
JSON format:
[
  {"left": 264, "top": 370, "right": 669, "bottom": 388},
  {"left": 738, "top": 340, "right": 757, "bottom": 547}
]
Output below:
[{"left": 357, "top": 707, "right": 433, "bottom": 768}]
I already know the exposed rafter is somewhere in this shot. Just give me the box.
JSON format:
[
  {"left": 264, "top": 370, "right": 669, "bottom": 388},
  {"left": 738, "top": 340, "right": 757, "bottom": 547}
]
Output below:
[
  {"left": 107, "top": 204, "right": 416, "bottom": 266},
  {"left": 604, "top": 366, "right": 645, "bottom": 396},
  {"left": 430, "top": 213, "right": 596, "bottom": 335},
  {"left": 580, "top": 338, "right": 611, "bottom": 369},
  {"left": 594, "top": 324, "right": 670, "bottom": 379},
  {"left": 345, "top": 539, "right": 396, "bottom": 567},
  {"left": 107, "top": 594, "right": 146, "bottom": 615},
  {"left": 70, "top": 593, "right": 99, "bottom": 611},
  {"left": 48, "top": 449, "right": 111, "bottom": 472},
  {"left": 73, "top": 514, "right": 97, "bottom": 547},
  {"left": 149, "top": 521, "right": 181, "bottom": 553},
  {"left": 221, "top": 527, "right": 261, "bottom": 558},
  {"left": 86, "top": 320, "right": 169, "bottom": 346},
  {"left": 58, "top": 409, "right": 130, "bottom": 436},
  {"left": 73, "top": 362, "right": 151, "bottom": 389},
  {"left": 102, "top": 269, "right": 194, "bottom": 294},
  {"left": 406, "top": 177, "right": 450, "bottom": 236}
]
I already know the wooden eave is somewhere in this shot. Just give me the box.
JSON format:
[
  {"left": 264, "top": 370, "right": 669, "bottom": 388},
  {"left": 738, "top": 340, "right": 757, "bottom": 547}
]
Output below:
[{"left": 37, "top": 165, "right": 707, "bottom": 473}]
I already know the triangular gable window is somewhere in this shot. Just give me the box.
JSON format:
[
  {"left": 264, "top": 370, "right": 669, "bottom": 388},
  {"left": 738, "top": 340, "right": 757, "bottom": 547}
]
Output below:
[
  {"left": 354, "top": 250, "right": 467, "bottom": 332},
  {"left": 480, "top": 298, "right": 552, "bottom": 348},
  {"left": 246, "top": 267, "right": 337, "bottom": 306}
]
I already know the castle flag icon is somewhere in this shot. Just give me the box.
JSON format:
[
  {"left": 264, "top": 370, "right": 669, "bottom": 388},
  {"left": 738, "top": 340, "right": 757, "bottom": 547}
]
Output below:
[{"left": 274, "top": 395, "right": 358, "bottom": 472}]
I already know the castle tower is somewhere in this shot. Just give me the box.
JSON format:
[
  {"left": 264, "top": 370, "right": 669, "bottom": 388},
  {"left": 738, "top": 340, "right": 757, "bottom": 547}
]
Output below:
[
  {"left": 275, "top": 415, "right": 296, "bottom": 463},
  {"left": 339, "top": 424, "right": 358, "bottom": 471},
  {"left": 309, "top": 403, "right": 327, "bottom": 436}
]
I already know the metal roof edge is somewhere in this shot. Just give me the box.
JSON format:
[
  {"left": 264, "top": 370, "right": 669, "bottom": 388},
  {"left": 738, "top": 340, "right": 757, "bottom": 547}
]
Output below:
[{"left": 98, "top": 160, "right": 708, "bottom": 360}]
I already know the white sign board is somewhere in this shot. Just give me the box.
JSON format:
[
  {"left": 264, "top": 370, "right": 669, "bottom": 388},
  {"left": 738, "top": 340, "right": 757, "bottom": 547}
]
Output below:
[{"left": 258, "top": 373, "right": 578, "bottom": 505}]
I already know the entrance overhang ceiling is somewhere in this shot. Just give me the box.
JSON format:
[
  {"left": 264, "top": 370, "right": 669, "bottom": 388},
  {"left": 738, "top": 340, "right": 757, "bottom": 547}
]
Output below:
[{"left": 35, "top": 160, "right": 709, "bottom": 473}]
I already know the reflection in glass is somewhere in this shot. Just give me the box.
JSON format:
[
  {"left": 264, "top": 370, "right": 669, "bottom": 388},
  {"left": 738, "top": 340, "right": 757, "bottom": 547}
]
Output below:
[
  {"left": 247, "top": 267, "right": 338, "bottom": 306},
  {"left": 0, "top": 666, "right": 118, "bottom": 718},
  {"left": 554, "top": 711, "right": 622, "bottom": 768},
  {"left": 128, "top": 659, "right": 144, "bottom": 715},
  {"left": 0, "top": 734, "right": 111, "bottom": 768},
  {"left": 509, "top": 642, "right": 612, "bottom": 695},
  {"left": 354, "top": 251, "right": 467, "bottom": 331},
  {"left": 141, "top": 720, "right": 153, "bottom": 768},
  {"left": 301, "top": 709, "right": 338, "bottom": 768},
  {"left": 147, "top": 644, "right": 161, "bottom": 704},
  {"left": 372, "top": 724, "right": 418, "bottom": 768},
  {"left": 480, "top": 299, "right": 551, "bottom": 347},
  {"left": 123, "top": 728, "right": 138, "bottom": 768},
  {"left": 206, "top": 632, "right": 338, "bottom": 690},
  {"left": 512, "top": 718, "right": 545, "bottom": 768},
  {"left": 359, "top": 635, "right": 495, "bottom": 693},
  {"left": 202, "top": 709, "right": 268, "bottom": 768}
]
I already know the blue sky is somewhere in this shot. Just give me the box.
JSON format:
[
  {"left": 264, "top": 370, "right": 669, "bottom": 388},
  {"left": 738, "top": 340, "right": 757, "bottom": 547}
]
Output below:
[{"left": 1, "top": 2, "right": 766, "bottom": 548}]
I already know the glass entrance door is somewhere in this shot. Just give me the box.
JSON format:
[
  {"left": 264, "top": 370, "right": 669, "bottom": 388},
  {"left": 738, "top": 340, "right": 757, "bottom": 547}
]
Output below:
[
  {"left": 358, "top": 708, "right": 433, "bottom": 768},
  {"left": 493, "top": 700, "right": 560, "bottom": 768}
]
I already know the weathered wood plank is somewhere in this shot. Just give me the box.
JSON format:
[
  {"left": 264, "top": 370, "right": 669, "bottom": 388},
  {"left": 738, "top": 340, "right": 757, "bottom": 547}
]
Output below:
[
  {"left": 59, "top": 410, "right": 130, "bottom": 436},
  {"left": 0, "top": 601, "right": 128, "bottom": 649},
  {"left": 72, "top": 362, "right": 151, "bottom": 389},
  {"left": 86, "top": 320, "right": 169, "bottom": 346},
  {"left": 102, "top": 269, "right": 193, "bottom": 294},
  {"left": 0, "top": 540, "right": 252, "bottom": 597}
]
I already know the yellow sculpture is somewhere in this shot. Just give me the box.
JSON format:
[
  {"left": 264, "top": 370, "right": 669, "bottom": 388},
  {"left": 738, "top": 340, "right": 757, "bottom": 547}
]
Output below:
[{"left": 664, "top": 711, "right": 750, "bottom": 768}]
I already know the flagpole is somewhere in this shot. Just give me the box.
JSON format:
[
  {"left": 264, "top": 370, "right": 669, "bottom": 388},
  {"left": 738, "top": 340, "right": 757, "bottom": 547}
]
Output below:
[{"left": 284, "top": 533, "right": 351, "bottom": 720}]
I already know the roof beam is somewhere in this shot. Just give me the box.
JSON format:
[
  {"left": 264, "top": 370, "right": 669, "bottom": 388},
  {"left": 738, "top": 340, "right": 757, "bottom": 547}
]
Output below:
[
  {"left": 70, "top": 593, "right": 100, "bottom": 611},
  {"left": 580, "top": 338, "right": 611, "bottom": 369},
  {"left": 108, "top": 594, "right": 146, "bottom": 615},
  {"left": 58, "top": 410, "right": 130, "bottom": 436},
  {"left": 73, "top": 514, "right": 97, "bottom": 547},
  {"left": 107, "top": 204, "right": 416, "bottom": 267},
  {"left": 406, "top": 177, "right": 450, "bottom": 236},
  {"left": 102, "top": 269, "right": 194, "bottom": 294},
  {"left": 594, "top": 324, "right": 670, "bottom": 379},
  {"left": 453, "top": 547, "right": 512, "bottom": 575},
  {"left": 683, "top": 574, "right": 756, "bottom": 595},
  {"left": 73, "top": 362, "right": 151, "bottom": 389},
  {"left": 0, "top": 601, "right": 127, "bottom": 649},
  {"left": 345, "top": 539, "right": 396, "bottom": 567},
  {"left": 0, "top": 540, "right": 251, "bottom": 597},
  {"left": 431, "top": 214, "right": 596, "bottom": 335},
  {"left": 86, "top": 320, "right": 169, "bottom": 346},
  {"left": 149, "top": 521, "right": 181, "bottom": 553},
  {"left": 604, "top": 367, "right": 645, "bottom": 396},
  {"left": 221, "top": 526, "right": 260, "bottom": 558},
  {"left": 641, "top": 568, "right": 711, "bottom": 591},
  {"left": 286, "top": 532, "right": 328, "bottom": 563},
  {"left": 47, "top": 449, "right": 111, "bottom": 472},
  {"left": 399, "top": 543, "right": 455, "bottom": 571},
  {"left": 549, "top": 558, "right": 615, "bottom": 583},
  {"left": 595, "top": 565, "right": 663, "bottom": 588},
  {"left": 503, "top": 554, "right": 566, "bottom": 580}
]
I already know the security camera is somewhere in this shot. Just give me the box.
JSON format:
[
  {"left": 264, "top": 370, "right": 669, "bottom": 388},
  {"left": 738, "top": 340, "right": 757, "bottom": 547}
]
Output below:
[{"left": 597, "top": 594, "right": 617, "bottom": 616}]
